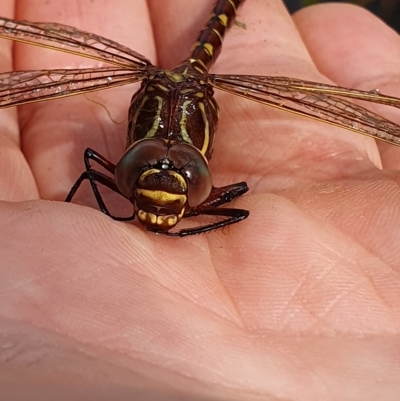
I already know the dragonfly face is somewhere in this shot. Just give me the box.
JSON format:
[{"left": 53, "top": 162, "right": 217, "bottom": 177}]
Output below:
[{"left": 114, "top": 138, "right": 213, "bottom": 233}]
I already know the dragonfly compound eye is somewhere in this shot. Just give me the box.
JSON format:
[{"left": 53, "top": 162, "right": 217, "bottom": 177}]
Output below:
[
  {"left": 168, "top": 143, "right": 212, "bottom": 207},
  {"left": 115, "top": 138, "right": 168, "bottom": 199}
]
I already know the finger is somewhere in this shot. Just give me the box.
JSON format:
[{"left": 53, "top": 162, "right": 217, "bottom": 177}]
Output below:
[
  {"left": 293, "top": 3, "right": 400, "bottom": 169},
  {"left": 15, "top": 0, "right": 154, "bottom": 208},
  {"left": 0, "top": 0, "right": 38, "bottom": 200},
  {"left": 152, "top": 0, "right": 317, "bottom": 76},
  {"left": 214, "top": 193, "right": 400, "bottom": 328},
  {"left": 150, "top": 0, "right": 382, "bottom": 193}
]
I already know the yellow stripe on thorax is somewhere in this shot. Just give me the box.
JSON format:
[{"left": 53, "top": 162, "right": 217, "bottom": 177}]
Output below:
[
  {"left": 179, "top": 100, "right": 194, "bottom": 145},
  {"left": 145, "top": 95, "right": 163, "bottom": 138},
  {"left": 198, "top": 102, "right": 210, "bottom": 155}
]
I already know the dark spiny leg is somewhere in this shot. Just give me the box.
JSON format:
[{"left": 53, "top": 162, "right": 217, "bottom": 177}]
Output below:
[
  {"left": 166, "top": 206, "right": 249, "bottom": 237},
  {"left": 183, "top": 182, "right": 248, "bottom": 218},
  {"left": 204, "top": 182, "right": 248, "bottom": 208},
  {"left": 65, "top": 148, "right": 135, "bottom": 221},
  {"left": 166, "top": 181, "right": 249, "bottom": 236}
]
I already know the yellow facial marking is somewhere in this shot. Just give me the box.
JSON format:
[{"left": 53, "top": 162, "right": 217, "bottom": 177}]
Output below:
[
  {"left": 160, "top": 215, "right": 178, "bottom": 227},
  {"left": 137, "top": 210, "right": 157, "bottom": 225},
  {"left": 137, "top": 211, "right": 182, "bottom": 229},
  {"left": 137, "top": 189, "right": 187, "bottom": 205},
  {"left": 194, "top": 92, "right": 204, "bottom": 98},
  {"left": 139, "top": 168, "right": 160, "bottom": 181},
  {"left": 177, "top": 208, "right": 185, "bottom": 219},
  {"left": 139, "top": 169, "right": 187, "bottom": 189},
  {"left": 169, "top": 171, "right": 187, "bottom": 188}
]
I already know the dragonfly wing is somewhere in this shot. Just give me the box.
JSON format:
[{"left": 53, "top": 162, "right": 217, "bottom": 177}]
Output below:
[
  {"left": 242, "top": 76, "right": 400, "bottom": 108},
  {"left": 0, "top": 67, "right": 147, "bottom": 108},
  {"left": 0, "top": 17, "right": 152, "bottom": 69},
  {"left": 208, "top": 74, "right": 400, "bottom": 146}
]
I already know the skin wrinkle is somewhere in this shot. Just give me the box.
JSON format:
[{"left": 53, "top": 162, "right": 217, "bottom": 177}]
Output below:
[
  {"left": 282, "top": 277, "right": 353, "bottom": 333},
  {"left": 92, "top": 319, "right": 249, "bottom": 390},
  {"left": 0, "top": 254, "right": 63, "bottom": 297},
  {"left": 268, "top": 186, "right": 396, "bottom": 326},
  {"left": 306, "top": 365, "right": 332, "bottom": 400},
  {"left": 305, "top": 264, "right": 397, "bottom": 332},
  {"left": 5, "top": 316, "right": 166, "bottom": 377},
  {"left": 3, "top": 214, "right": 161, "bottom": 317},
  {"left": 272, "top": 211, "right": 396, "bottom": 328},
  {"left": 207, "top": 233, "right": 245, "bottom": 328},
  {"left": 280, "top": 259, "right": 319, "bottom": 321},
  {"left": 117, "top": 264, "right": 244, "bottom": 326},
  {"left": 1, "top": 319, "right": 217, "bottom": 394},
  {"left": 294, "top": 195, "right": 390, "bottom": 269},
  {"left": 209, "top": 249, "right": 245, "bottom": 328},
  {"left": 265, "top": 339, "right": 329, "bottom": 398},
  {"left": 248, "top": 136, "right": 283, "bottom": 176},
  {"left": 360, "top": 271, "right": 398, "bottom": 313},
  {"left": 302, "top": 224, "right": 383, "bottom": 277},
  {"left": 391, "top": 170, "right": 400, "bottom": 194},
  {"left": 254, "top": 128, "right": 374, "bottom": 189},
  {"left": 313, "top": 280, "right": 363, "bottom": 322}
]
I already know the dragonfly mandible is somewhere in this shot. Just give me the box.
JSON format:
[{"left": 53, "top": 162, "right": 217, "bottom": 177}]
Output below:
[{"left": 1, "top": 0, "right": 400, "bottom": 236}]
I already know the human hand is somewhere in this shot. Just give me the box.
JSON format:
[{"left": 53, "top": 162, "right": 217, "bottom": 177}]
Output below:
[{"left": 1, "top": 0, "right": 400, "bottom": 400}]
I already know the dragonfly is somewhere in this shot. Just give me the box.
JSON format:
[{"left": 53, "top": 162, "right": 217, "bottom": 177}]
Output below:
[{"left": 1, "top": 0, "right": 400, "bottom": 236}]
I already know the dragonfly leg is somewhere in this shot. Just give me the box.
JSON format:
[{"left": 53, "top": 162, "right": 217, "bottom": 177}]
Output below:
[
  {"left": 65, "top": 148, "right": 135, "bottom": 222},
  {"left": 166, "top": 206, "right": 249, "bottom": 237},
  {"left": 165, "top": 181, "right": 249, "bottom": 236},
  {"left": 205, "top": 182, "right": 248, "bottom": 207}
]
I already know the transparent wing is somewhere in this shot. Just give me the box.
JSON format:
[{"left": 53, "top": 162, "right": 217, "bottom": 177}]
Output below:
[
  {"left": 0, "top": 67, "right": 148, "bottom": 108},
  {"left": 0, "top": 17, "right": 152, "bottom": 69},
  {"left": 208, "top": 74, "right": 400, "bottom": 146}
]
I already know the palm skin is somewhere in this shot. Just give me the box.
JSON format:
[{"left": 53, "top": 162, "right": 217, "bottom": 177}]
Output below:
[{"left": 1, "top": 0, "right": 400, "bottom": 400}]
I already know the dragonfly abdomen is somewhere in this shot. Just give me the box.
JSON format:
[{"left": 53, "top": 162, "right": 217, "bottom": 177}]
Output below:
[{"left": 176, "top": 0, "right": 244, "bottom": 74}]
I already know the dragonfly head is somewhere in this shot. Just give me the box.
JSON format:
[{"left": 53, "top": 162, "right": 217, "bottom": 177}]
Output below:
[{"left": 115, "top": 138, "right": 213, "bottom": 233}]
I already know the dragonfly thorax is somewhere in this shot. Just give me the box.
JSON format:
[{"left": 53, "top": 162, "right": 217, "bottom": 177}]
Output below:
[{"left": 127, "top": 70, "right": 219, "bottom": 161}]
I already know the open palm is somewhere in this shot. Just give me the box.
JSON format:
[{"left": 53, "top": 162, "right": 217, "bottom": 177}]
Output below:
[{"left": 1, "top": 0, "right": 400, "bottom": 399}]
